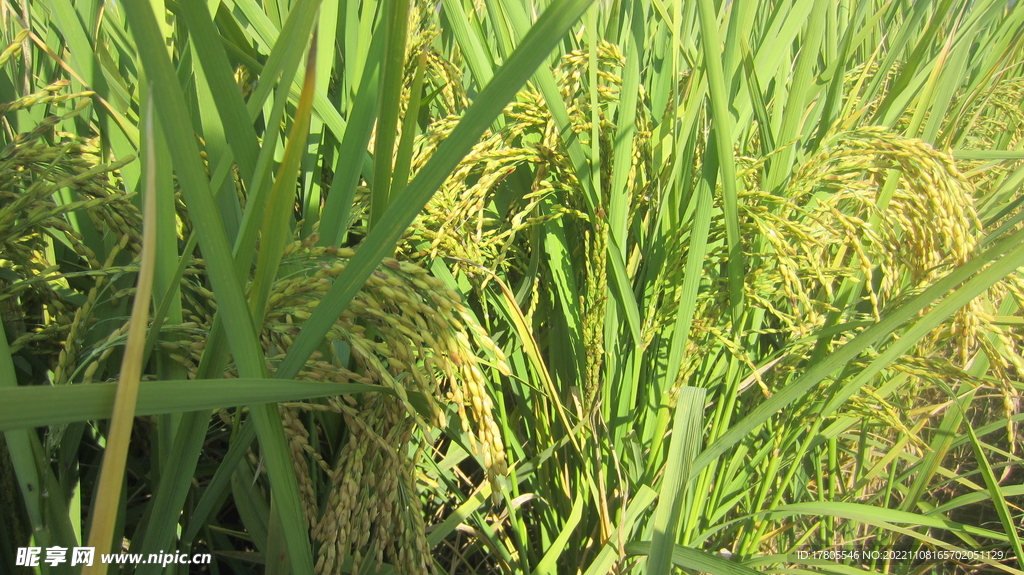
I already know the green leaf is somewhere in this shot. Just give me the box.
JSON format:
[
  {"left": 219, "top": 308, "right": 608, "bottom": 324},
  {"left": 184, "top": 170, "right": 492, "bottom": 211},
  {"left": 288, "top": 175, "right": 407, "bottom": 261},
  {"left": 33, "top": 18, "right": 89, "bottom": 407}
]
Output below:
[
  {"left": 0, "top": 380, "right": 385, "bottom": 431},
  {"left": 696, "top": 0, "right": 744, "bottom": 326},
  {"left": 625, "top": 541, "right": 761, "bottom": 575},
  {"left": 648, "top": 386, "right": 706, "bottom": 574},
  {"left": 532, "top": 480, "right": 588, "bottom": 575}
]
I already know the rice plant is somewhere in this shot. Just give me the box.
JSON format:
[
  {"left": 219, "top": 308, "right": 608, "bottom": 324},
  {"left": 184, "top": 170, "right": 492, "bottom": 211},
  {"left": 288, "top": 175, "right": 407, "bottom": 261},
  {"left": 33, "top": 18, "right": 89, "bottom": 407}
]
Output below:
[{"left": 2, "top": 0, "right": 1023, "bottom": 574}]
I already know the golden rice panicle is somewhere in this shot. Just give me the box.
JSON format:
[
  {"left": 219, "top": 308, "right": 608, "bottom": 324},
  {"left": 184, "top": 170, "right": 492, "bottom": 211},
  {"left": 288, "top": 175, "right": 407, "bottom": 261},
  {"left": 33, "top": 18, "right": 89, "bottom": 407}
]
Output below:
[
  {"left": 312, "top": 420, "right": 367, "bottom": 575},
  {"left": 265, "top": 249, "right": 504, "bottom": 574},
  {"left": 957, "top": 76, "right": 1024, "bottom": 152},
  {"left": 1, "top": 85, "right": 143, "bottom": 453},
  {"left": 280, "top": 407, "right": 319, "bottom": 528},
  {"left": 407, "top": 117, "right": 546, "bottom": 278},
  {"left": 145, "top": 236, "right": 509, "bottom": 574},
  {"left": 404, "top": 41, "right": 645, "bottom": 285},
  {"left": 787, "top": 127, "right": 989, "bottom": 364}
]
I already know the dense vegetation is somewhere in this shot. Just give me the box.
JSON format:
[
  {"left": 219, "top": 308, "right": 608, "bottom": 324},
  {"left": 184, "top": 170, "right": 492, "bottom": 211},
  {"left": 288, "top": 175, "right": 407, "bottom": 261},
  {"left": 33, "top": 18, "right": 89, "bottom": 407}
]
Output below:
[{"left": 2, "top": 0, "right": 1023, "bottom": 573}]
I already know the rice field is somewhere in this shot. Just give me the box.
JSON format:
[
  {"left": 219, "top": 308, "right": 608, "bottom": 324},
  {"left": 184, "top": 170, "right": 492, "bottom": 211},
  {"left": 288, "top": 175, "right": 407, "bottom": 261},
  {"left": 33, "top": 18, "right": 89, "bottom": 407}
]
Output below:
[{"left": 1, "top": 0, "right": 1023, "bottom": 573}]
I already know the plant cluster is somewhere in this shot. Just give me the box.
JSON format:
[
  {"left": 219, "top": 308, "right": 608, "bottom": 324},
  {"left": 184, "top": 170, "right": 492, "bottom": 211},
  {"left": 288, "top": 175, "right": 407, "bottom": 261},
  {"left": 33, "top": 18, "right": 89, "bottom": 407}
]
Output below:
[{"left": 1, "top": 0, "right": 1023, "bottom": 574}]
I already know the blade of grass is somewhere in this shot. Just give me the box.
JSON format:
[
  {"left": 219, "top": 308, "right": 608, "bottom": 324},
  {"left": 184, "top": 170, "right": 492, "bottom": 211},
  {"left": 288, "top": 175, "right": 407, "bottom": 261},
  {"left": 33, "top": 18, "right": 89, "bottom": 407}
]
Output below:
[
  {"left": 695, "top": 0, "right": 744, "bottom": 327},
  {"left": 230, "top": 460, "right": 271, "bottom": 552},
  {"left": 541, "top": 209, "right": 586, "bottom": 385},
  {"left": 452, "top": 258, "right": 582, "bottom": 454},
  {"left": 318, "top": 23, "right": 384, "bottom": 246},
  {"left": 193, "top": 47, "right": 244, "bottom": 242},
  {"left": 248, "top": 31, "right": 317, "bottom": 324},
  {"left": 650, "top": 125, "right": 717, "bottom": 476},
  {"left": 0, "top": 380, "right": 386, "bottom": 431},
  {"left": 390, "top": 49, "right": 427, "bottom": 199},
  {"left": 763, "top": 0, "right": 826, "bottom": 194},
  {"left": 120, "top": 0, "right": 266, "bottom": 413},
  {"left": 899, "top": 379, "right": 972, "bottom": 515},
  {"left": 139, "top": 77, "right": 188, "bottom": 488},
  {"left": 500, "top": 0, "right": 599, "bottom": 212},
  {"left": 755, "top": 501, "right": 1011, "bottom": 543},
  {"left": 647, "top": 386, "right": 706, "bottom": 574},
  {"left": 230, "top": 0, "right": 321, "bottom": 273},
  {"left": 440, "top": 0, "right": 495, "bottom": 88},
  {"left": 952, "top": 150, "right": 1024, "bottom": 160},
  {"left": 0, "top": 323, "right": 79, "bottom": 562},
  {"left": 624, "top": 541, "right": 761, "bottom": 575},
  {"left": 581, "top": 486, "right": 657, "bottom": 575},
  {"left": 265, "top": 497, "right": 289, "bottom": 575},
  {"left": 297, "top": 0, "right": 340, "bottom": 238},
  {"left": 368, "top": 0, "right": 411, "bottom": 230},
  {"left": 606, "top": 234, "right": 643, "bottom": 348},
  {"left": 532, "top": 480, "right": 588, "bottom": 575},
  {"left": 181, "top": 420, "right": 258, "bottom": 544},
  {"left": 82, "top": 91, "right": 159, "bottom": 573},
  {"left": 874, "top": 0, "right": 958, "bottom": 127},
  {"left": 607, "top": 0, "right": 641, "bottom": 252},
  {"left": 740, "top": 40, "right": 775, "bottom": 154},
  {"left": 177, "top": 0, "right": 261, "bottom": 183}
]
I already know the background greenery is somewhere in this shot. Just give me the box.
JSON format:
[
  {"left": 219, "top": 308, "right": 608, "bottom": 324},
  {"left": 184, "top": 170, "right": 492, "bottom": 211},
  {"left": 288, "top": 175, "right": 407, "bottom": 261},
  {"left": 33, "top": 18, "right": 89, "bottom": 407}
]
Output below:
[{"left": 2, "top": 0, "right": 1023, "bottom": 573}]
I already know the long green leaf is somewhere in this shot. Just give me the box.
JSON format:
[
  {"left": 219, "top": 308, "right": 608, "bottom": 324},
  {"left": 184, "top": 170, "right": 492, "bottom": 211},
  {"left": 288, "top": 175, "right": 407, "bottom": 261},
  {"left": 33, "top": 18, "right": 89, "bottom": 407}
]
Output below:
[
  {"left": 0, "top": 380, "right": 385, "bottom": 431},
  {"left": 648, "top": 387, "right": 706, "bottom": 573},
  {"left": 248, "top": 32, "right": 317, "bottom": 324},
  {"left": 318, "top": 24, "right": 384, "bottom": 246},
  {"left": 177, "top": 0, "right": 261, "bottom": 183},
  {"left": 83, "top": 93, "right": 159, "bottom": 571},
  {"left": 368, "top": 0, "right": 411, "bottom": 228},
  {"left": 696, "top": 0, "right": 744, "bottom": 326},
  {"left": 532, "top": 480, "right": 588, "bottom": 575},
  {"left": 625, "top": 541, "right": 761, "bottom": 575}
]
